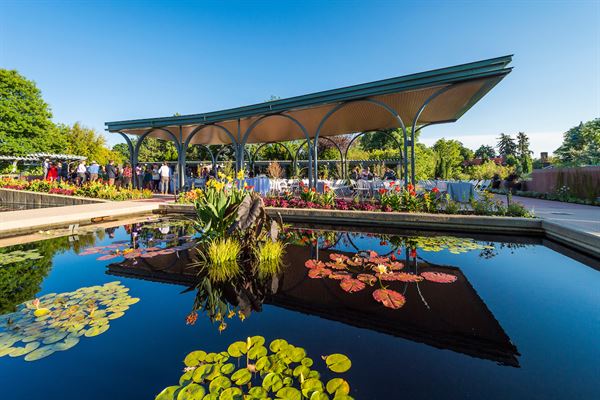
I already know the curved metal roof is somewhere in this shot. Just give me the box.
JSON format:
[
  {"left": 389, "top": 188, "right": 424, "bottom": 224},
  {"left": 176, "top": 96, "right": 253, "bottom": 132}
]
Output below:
[{"left": 106, "top": 55, "right": 512, "bottom": 146}]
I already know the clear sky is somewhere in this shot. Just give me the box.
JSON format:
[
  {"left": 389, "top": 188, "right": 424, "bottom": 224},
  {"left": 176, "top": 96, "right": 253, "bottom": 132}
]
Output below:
[{"left": 1, "top": 0, "right": 599, "bottom": 156}]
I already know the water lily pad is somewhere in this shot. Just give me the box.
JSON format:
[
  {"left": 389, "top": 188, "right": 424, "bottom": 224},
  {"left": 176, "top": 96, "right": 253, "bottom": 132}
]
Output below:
[
  {"left": 24, "top": 345, "right": 55, "bottom": 361},
  {"left": 339, "top": 279, "right": 365, "bottom": 293},
  {"left": 84, "top": 324, "right": 109, "bottom": 337},
  {"left": 208, "top": 376, "right": 231, "bottom": 393},
  {"left": 421, "top": 271, "right": 457, "bottom": 283},
  {"left": 176, "top": 383, "right": 205, "bottom": 400},
  {"left": 52, "top": 337, "right": 80, "bottom": 351},
  {"left": 155, "top": 386, "right": 179, "bottom": 400},
  {"left": 276, "top": 387, "right": 302, "bottom": 400},
  {"left": 326, "top": 378, "right": 350, "bottom": 395},
  {"left": 372, "top": 289, "right": 405, "bottom": 309},
  {"left": 230, "top": 368, "right": 252, "bottom": 385},
  {"left": 227, "top": 341, "right": 248, "bottom": 357},
  {"left": 184, "top": 350, "right": 207, "bottom": 367},
  {"left": 262, "top": 372, "right": 284, "bottom": 393},
  {"left": 324, "top": 354, "right": 352, "bottom": 373}
]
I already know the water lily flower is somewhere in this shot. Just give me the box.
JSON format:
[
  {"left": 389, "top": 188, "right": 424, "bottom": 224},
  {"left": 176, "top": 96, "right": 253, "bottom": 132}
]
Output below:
[{"left": 374, "top": 264, "right": 389, "bottom": 275}]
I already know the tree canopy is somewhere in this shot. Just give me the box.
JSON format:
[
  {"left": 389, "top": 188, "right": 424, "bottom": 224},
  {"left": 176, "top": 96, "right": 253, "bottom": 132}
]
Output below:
[
  {"left": 554, "top": 119, "right": 600, "bottom": 166},
  {"left": 474, "top": 145, "right": 496, "bottom": 160},
  {"left": 497, "top": 133, "right": 517, "bottom": 157},
  {"left": 0, "top": 69, "right": 64, "bottom": 155}
]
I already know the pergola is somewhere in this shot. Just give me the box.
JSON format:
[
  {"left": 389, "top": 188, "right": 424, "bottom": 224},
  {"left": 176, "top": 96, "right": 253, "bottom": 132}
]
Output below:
[{"left": 106, "top": 55, "right": 512, "bottom": 189}]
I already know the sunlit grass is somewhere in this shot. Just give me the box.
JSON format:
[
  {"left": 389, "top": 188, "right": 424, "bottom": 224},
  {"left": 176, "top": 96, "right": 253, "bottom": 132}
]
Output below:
[
  {"left": 204, "top": 238, "right": 241, "bottom": 282},
  {"left": 255, "top": 240, "right": 286, "bottom": 278}
]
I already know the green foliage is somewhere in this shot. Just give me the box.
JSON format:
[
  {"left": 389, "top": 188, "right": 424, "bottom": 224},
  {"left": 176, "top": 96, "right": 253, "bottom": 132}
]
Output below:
[
  {"left": 0, "top": 69, "right": 64, "bottom": 155},
  {"left": 155, "top": 337, "right": 353, "bottom": 400},
  {"left": 497, "top": 133, "right": 517, "bottom": 157},
  {"left": 474, "top": 145, "right": 496, "bottom": 160},
  {"left": 0, "top": 282, "right": 138, "bottom": 361},
  {"left": 58, "top": 122, "right": 122, "bottom": 164},
  {"left": 204, "top": 238, "right": 241, "bottom": 282},
  {"left": 465, "top": 161, "right": 514, "bottom": 180},
  {"left": 554, "top": 119, "right": 600, "bottom": 166},
  {"left": 432, "top": 138, "right": 465, "bottom": 179}
]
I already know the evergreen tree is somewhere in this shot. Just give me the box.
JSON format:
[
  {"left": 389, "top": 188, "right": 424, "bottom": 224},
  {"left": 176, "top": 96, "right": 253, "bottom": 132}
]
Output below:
[
  {"left": 497, "top": 133, "right": 517, "bottom": 157},
  {"left": 516, "top": 132, "right": 533, "bottom": 174},
  {"left": 474, "top": 145, "right": 496, "bottom": 160},
  {"left": 555, "top": 119, "right": 600, "bottom": 166}
]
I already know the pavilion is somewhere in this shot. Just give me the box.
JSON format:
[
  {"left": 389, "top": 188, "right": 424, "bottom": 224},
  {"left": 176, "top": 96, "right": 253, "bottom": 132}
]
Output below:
[{"left": 105, "top": 55, "right": 512, "bottom": 189}]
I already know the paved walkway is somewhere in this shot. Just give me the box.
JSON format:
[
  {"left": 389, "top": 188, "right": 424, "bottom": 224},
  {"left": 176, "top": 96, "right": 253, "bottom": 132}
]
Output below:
[
  {"left": 0, "top": 200, "right": 160, "bottom": 238},
  {"left": 496, "top": 195, "right": 600, "bottom": 237}
]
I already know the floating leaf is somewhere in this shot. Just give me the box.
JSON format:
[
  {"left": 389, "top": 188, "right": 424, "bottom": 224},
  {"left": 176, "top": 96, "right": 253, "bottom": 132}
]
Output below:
[
  {"left": 304, "top": 259, "right": 325, "bottom": 269},
  {"left": 209, "top": 376, "right": 231, "bottom": 393},
  {"left": 324, "top": 354, "right": 352, "bottom": 373},
  {"left": 176, "top": 383, "right": 205, "bottom": 400},
  {"left": 308, "top": 268, "right": 331, "bottom": 279},
  {"left": 356, "top": 274, "right": 376, "bottom": 285},
  {"left": 263, "top": 372, "right": 284, "bottom": 393},
  {"left": 231, "top": 368, "right": 252, "bottom": 385},
  {"left": 372, "top": 289, "right": 405, "bottom": 309},
  {"left": 326, "top": 378, "right": 350, "bottom": 395},
  {"left": 155, "top": 386, "right": 179, "bottom": 400},
  {"left": 227, "top": 341, "right": 248, "bottom": 357},
  {"left": 421, "top": 272, "right": 457, "bottom": 283},
  {"left": 220, "top": 363, "right": 236, "bottom": 374},
  {"left": 33, "top": 308, "right": 50, "bottom": 317},
  {"left": 24, "top": 345, "right": 55, "bottom": 361},
  {"left": 301, "top": 378, "right": 324, "bottom": 398},
  {"left": 219, "top": 387, "right": 243, "bottom": 400},
  {"left": 276, "top": 387, "right": 302, "bottom": 400},
  {"left": 269, "top": 339, "right": 288, "bottom": 352},
  {"left": 184, "top": 350, "right": 207, "bottom": 367},
  {"left": 339, "top": 279, "right": 365, "bottom": 293}
]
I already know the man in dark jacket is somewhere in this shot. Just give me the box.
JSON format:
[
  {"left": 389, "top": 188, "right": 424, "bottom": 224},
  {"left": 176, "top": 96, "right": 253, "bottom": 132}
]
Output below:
[{"left": 106, "top": 160, "right": 118, "bottom": 186}]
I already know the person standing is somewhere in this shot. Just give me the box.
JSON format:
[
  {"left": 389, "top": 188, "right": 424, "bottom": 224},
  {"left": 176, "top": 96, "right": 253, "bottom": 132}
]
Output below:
[
  {"left": 42, "top": 159, "right": 50, "bottom": 179},
  {"left": 122, "top": 163, "right": 132, "bottom": 188},
  {"left": 152, "top": 164, "right": 160, "bottom": 192},
  {"left": 106, "top": 160, "right": 117, "bottom": 186},
  {"left": 59, "top": 161, "right": 69, "bottom": 183},
  {"left": 135, "top": 164, "right": 143, "bottom": 188},
  {"left": 46, "top": 163, "right": 58, "bottom": 181},
  {"left": 88, "top": 161, "right": 100, "bottom": 182},
  {"left": 76, "top": 160, "right": 87, "bottom": 185},
  {"left": 158, "top": 161, "right": 171, "bottom": 194}
]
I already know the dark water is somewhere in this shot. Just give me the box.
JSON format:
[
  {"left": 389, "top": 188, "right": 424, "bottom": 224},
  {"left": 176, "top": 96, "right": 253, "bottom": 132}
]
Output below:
[{"left": 0, "top": 218, "right": 598, "bottom": 399}]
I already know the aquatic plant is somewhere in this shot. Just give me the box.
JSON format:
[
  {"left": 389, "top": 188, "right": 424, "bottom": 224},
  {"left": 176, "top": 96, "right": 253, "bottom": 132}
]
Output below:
[
  {"left": 203, "top": 238, "right": 242, "bottom": 282},
  {"left": 155, "top": 336, "right": 354, "bottom": 399},
  {"left": 0, "top": 281, "right": 138, "bottom": 361},
  {"left": 304, "top": 250, "right": 458, "bottom": 310},
  {"left": 0, "top": 249, "right": 43, "bottom": 265},
  {"left": 255, "top": 240, "right": 286, "bottom": 278}
]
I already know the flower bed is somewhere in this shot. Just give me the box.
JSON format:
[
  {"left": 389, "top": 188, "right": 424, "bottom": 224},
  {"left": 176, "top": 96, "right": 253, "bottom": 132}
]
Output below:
[
  {"left": 0, "top": 178, "right": 152, "bottom": 201},
  {"left": 177, "top": 180, "right": 534, "bottom": 218}
]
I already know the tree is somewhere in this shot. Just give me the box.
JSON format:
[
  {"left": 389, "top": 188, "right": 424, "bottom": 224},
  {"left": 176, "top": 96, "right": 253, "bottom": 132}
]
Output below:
[
  {"left": 432, "top": 138, "right": 463, "bottom": 179},
  {"left": 58, "top": 122, "right": 122, "bottom": 164},
  {"left": 359, "top": 127, "right": 419, "bottom": 151},
  {"left": 555, "top": 119, "right": 600, "bottom": 166},
  {"left": 0, "top": 69, "right": 64, "bottom": 155},
  {"left": 457, "top": 142, "right": 474, "bottom": 162},
  {"left": 497, "top": 133, "right": 517, "bottom": 157},
  {"left": 474, "top": 145, "right": 496, "bottom": 160}
]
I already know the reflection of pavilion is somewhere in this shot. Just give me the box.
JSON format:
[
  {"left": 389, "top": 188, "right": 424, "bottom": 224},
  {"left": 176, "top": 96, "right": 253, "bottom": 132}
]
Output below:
[{"left": 106, "top": 243, "right": 520, "bottom": 367}]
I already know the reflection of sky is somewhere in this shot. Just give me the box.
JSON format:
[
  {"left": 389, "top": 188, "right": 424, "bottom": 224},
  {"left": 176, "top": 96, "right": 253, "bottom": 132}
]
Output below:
[{"left": 1, "top": 223, "right": 599, "bottom": 399}]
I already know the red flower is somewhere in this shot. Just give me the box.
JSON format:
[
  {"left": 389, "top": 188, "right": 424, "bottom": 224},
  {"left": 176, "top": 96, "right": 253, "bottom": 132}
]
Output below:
[
  {"left": 390, "top": 254, "right": 397, "bottom": 261},
  {"left": 431, "top": 187, "right": 440, "bottom": 194},
  {"left": 378, "top": 188, "right": 387, "bottom": 195},
  {"left": 299, "top": 181, "right": 305, "bottom": 187},
  {"left": 303, "top": 187, "right": 309, "bottom": 193},
  {"left": 379, "top": 240, "right": 387, "bottom": 245},
  {"left": 310, "top": 187, "right": 316, "bottom": 193},
  {"left": 394, "top": 186, "right": 401, "bottom": 192},
  {"left": 409, "top": 190, "right": 416, "bottom": 197},
  {"left": 186, "top": 311, "right": 198, "bottom": 325},
  {"left": 409, "top": 249, "right": 417, "bottom": 258},
  {"left": 324, "top": 185, "right": 330, "bottom": 192}
]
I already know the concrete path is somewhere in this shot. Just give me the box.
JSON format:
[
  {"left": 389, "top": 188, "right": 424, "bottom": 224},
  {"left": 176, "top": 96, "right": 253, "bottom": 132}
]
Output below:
[
  {"left": 0, "top": 200, "right": 160, "bottom": 238},
  {"left": 496, "top": 195, "right": 600, "bottom": 237}
]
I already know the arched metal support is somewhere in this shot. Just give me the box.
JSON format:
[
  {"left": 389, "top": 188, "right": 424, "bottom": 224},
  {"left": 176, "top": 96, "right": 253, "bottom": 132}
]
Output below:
[
  {"left": 186, "top": 143, "right": 216, "bottom": 166},
  {"left": 250, "top": 142, "right": 295, "bottom": 176},
  {"left": 343, "top": 131, "right": 403, "bottom": 179},
  {"left": 240, "top": 113, "right": 314, "bottom": 187},
  {"left": 117, "top": 131, "right": 136, "bottom": 188},
  {"left": 293, "top": 137, "right": 344, "bottom": 181},
  {"left": 215, "top": 145, "right": 252, "bottom": 169},
  {"left": 409, "top": 86, "right": 453, "bottom": 185},
  {"left": 133, "top": 127, "right": 183, "bottom": 190},
  {"left": 313, "top": 98, "right": 407, "bottom": 186}
]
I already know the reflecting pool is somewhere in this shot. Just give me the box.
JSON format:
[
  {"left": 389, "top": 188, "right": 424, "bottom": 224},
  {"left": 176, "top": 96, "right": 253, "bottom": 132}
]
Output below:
[{"left": 0, "top": 218, "right": 598, "bottom": 399}]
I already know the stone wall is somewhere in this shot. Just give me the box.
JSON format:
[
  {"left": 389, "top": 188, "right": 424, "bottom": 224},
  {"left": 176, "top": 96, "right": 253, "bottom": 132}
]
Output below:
[{"left": 0, "top": 188, "right": 108, "bottom": 208}]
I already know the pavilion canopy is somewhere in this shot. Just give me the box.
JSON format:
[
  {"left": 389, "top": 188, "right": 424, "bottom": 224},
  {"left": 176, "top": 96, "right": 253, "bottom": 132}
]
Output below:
[{"left": 105, "top": 55, "right": 512, "bottom": 146}]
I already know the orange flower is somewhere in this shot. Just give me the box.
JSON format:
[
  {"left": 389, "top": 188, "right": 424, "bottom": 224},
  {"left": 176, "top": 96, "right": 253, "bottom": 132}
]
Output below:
[
  {"left": 324, "top": 185, "right": 330, "bottom": 192},
  {"left": 186, "top": 311, "right": 198, "bottom": 325},
  {"left": 310, "top": 187, "right": 316, "bottom": 193},
  {"left": 394, "top": 186, "right": 401, "bottom": 192},
  {"left": 378, "top": 188, "right": 387, "bottom": 195},
  {"left": 303, "top": 187, "right": 309, "bottom": 193},
  {"left": 432, "top": 187, "right": 440, "bottom": 194},
  {"left": 407, "top": 183, "right": 414, "bottom": 192}
]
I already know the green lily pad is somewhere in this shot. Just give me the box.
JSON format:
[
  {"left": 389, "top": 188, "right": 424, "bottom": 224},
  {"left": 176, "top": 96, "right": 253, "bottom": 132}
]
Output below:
[
  {"left": 155, "top": 385, "right": 180, "bottom": 400},
  {"left": 208, "top": 376, "right": 231, "bottom": 393},
  {"left": 218, "top": 387, "right": 243, "bottom": 400},
  {"left": 276, "top": 387, "right": 302, "bottom": 400},
  {"left": 324, "top": 354, "right": 351, "bottom": 373},
  {"left": 184, "top": 350, "right": 207, "bottom": 367},
  {"left": 176, "top": 383, "right": 205, "bottom": 400},
  {"left": 24, "top": 345, "right": 55, "bottom": 361},
  {"left": 326, "top": 378, "right": 350, "bottom": 396},
  {"left": 262, "top": 372, "right": 284, "bottom": 393},
  {"left": 230, "top": 368, "right": 251, "bottom": 385},
  {"left": 227, "top": 341, "right": 248, "bottom": 357}
]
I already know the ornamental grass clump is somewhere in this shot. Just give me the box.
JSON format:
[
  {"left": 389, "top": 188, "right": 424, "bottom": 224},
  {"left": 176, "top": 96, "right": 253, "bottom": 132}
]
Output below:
[
  {"left": 255, "top": 240, "right": 286, "bottom": 278},
  {"left": 203, "top": 238, "right": 241, "bottom": 282}
]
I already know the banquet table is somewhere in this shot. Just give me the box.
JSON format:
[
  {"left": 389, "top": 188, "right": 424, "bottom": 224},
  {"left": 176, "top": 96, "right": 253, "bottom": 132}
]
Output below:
[
  {"left": 243, "top": 177, "right": 271, "bottom": 195},
  {"left": 446, "top": 182, "right": 479, "bottom": 202}
]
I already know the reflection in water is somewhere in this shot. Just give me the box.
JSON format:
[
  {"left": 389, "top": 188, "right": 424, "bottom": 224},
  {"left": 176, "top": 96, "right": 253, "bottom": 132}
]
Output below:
[
  {"left": 0, "top": 282, "right": 138, "bottom": 361},
  {"left": 103, "top": 221, "right": 520, "bottom": 367}
]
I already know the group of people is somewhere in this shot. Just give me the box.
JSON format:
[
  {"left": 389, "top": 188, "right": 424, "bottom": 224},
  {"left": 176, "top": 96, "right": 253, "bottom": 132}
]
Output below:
[
  {"left": 42, "top": 159, "right": 175, "bottom": 194},
  {"left": 349, "top": 166, "right": 397, "bottom": 181}
]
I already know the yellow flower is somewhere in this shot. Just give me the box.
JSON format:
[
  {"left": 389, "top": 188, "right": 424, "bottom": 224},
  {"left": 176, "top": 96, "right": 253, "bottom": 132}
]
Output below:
[
  {"left": 227, "top": 309, "right": 235, "bottom": 319},
  {"left": 218, "top": 322, "right": 227, "bottom": 333},
  {"left": 374, "top": 264, "right": 389, "bottom": 275},
  {"left": 236, "top": 169, "right": 245, "bottom": 180},
  {"left": 238, "top": 310, "right": 246, "bottom": 321}
]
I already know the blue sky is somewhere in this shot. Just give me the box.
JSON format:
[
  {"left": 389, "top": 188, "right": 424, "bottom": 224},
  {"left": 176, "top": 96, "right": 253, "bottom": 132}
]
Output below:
[{"left": 1, "top": 0, "right": 599, "bottom": 155}]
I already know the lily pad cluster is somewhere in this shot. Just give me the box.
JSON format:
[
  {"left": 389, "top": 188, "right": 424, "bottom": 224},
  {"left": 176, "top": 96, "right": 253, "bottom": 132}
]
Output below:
[
  {"left": 305, "top": 251, "right": 457, "bottom": 309},
  {"left": 0, "top": 249, "right": 43, "bottom": 266},
  {"left": 0, "top": 281, "right": 138, "bottom": 361},
  {"left": 156, "top": 336, "right": 353, "bottom": 400},
  {"left": 405, "top": 236, "right": 494, "bottom": 254},
  {"left": 78, "top": 240, "right": 196, "bottom": 261}
]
